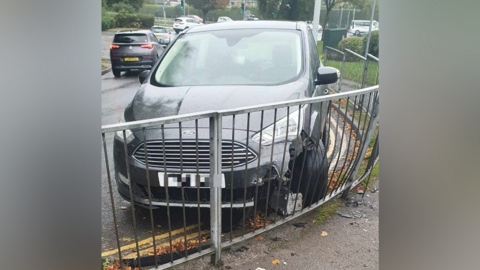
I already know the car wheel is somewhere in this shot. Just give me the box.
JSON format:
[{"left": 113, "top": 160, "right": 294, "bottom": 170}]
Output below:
[
  {"left": 174, "top": 29, "right": 179, "bottom": 34},
  {"left": 355, "top": 30, "right": 360, "bottom": 36},
  {"left": 112, "top": 68, "right": 121, "bottom": 78},
  {"left": 289, "top": 142, "right": 329, "bottom": 208}
]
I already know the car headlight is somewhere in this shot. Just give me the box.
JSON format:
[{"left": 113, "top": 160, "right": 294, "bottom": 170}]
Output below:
[
  {"left": 115, "top": 114, "right": 135, "bottom": 143},
  {"left": 251, "top": 108, "right": 305, "bottom": 146}
]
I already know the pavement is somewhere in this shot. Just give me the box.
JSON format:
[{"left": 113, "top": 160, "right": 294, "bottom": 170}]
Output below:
[{"left": 175, "top": 179, "right": 379, "bottom": 270}]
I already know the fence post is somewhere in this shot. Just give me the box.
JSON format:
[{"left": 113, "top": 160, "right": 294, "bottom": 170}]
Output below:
[
  {"left": 338, "top": 52, "right": 346, "bottom": 93},
  {"left": 341, "top": 93, "right": 379, "bottom": 199},
  {"left": 209, "top": 114, "right": 223, "bottom": 266}
]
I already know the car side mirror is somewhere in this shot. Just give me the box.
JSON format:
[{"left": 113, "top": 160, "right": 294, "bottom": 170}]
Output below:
[
  {"left": 315, "top": 67, "right": 339, "bottom": 85},
  {"left": 139, "top": 70, "right": 149, "bottom": 84}
]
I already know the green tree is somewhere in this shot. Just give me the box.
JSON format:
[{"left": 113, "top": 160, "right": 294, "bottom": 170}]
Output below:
[
  {"left": 188, "top": 0, "right": 228, "bottom": 21},
  {"left": 106, "top": 0, "right": 145, "bottom": 12}
]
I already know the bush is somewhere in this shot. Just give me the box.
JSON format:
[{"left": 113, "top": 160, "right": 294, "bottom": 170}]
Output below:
[
  {"left": 338, "top": 37, "right": 364, "bottom": 55},
  {"left": 102, "top": 15, "right": 115, "bottom": 30},
  {"left": 363, "top": 30, "right": 379, "bottom": 57},
  {"left": 137, "top": 14, "right": 154, "bottom": 28},
  {"left": 114, "top": 12, "right": 155, "bottom": 29},
  {"left": 111, "top": 3, "right": 136, "bottom": 14}
]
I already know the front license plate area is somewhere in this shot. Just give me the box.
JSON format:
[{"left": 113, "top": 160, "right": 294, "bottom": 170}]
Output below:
[{"left": 158, "top": 173, "right": 225, "bottom": 188}]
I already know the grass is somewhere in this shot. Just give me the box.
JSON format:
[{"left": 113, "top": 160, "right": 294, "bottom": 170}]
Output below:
[
  {"left": 102, "top": 57, "right": 110, "bottom": 71},
  {"left": 316, "top": 199, "right": 341, "bottom": 224},
  {"left": 317, "top": 41, "right": 379, "bottom": 86}
]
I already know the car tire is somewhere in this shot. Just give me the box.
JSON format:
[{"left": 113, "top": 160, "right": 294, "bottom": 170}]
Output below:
[
  {"left": 289, "top": 142, "right": 329, "bottom": 208},
  {"left": 174, "top": 29, "right": 180, "bottom": 34},
  {"left": 112, "top": 68, "right": 121, "bottom": 77},
  {"left": 355, "top": 30, "right": 360, "bottom": 36}
]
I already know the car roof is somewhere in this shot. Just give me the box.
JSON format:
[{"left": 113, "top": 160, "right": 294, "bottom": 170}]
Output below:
[
  {"left": 186, "top": 21, "right": 304, "bottom": 34},
  {"left": 115, "top": 30, "right": 151, "bottom": 34}
]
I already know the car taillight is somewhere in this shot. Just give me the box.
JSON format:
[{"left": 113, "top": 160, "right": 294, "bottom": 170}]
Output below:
[
  {"left": 178, "top": 22, "right": 184, "bottom": 25},
  {"left": 141, "top": 43, "right": 154, "bottom": 49},
  {"left": 110, "top": 44, "right": 120, "bottom": 49}
]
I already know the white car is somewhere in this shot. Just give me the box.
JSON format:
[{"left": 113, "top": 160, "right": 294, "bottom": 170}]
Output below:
[
  {"left": 349, "top": 20, "right": 379, "bottom": 36},
  {"left": 217, "top": 16, "right": 233, "bottom": 23},
  {"left": 173, "top": 17, "right": 203, "bottom": 34}
]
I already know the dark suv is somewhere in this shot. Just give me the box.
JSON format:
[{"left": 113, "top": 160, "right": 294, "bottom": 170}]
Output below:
[
  {"left": 113, "top": 21, "right": 338, "bottom": 215},
  {"left": 109, "top": 30, "right": 164, "bottom": 77}
]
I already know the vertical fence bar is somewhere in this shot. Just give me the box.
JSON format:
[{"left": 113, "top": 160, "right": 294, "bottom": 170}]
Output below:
[
  {"left": 362, "top": 133, "right": 379, "bottom": 199},
  {"left": 273, "top": 107, "right": 289, "bottom": 223},
  {"left": 242, "top": 113, "right": 250, "bottom": 236},
  {"left": 285, "top": 105, "right": 302, "bottom": 219},
  {"left": 253, "top": 111, "right": 264, "bottom": 232},
  {"left": 179, "top": 122, "right": 188, "bottom": 259},
  {"left": 292, "top": 105, "right": 311, "bottom": 214},
  {"left": 209, "top": 114, "right": 222, "bottom": 266},
  {"left": 102, "top": 133, "right": 123, "bottom": 269},
  {"left": 195, "top": 119, "right": 202, "bottom": 253},
  {"left": 161, "top": 125, "right": 174, "bottom": 263},
  {"left": 264, "top": 108, "right": 277, "bottom": 228},
  {"left": 122, "top": 130, "right": 141, "bottom": 269},
  {"left": 338, "top": 53, "right": 346, "bottom": 93},
  {"left": 341, "top": 93, "right": 379, "bottom": 199},
  {"left": 142, "top": 128, "right": 158, "bottom": 267},
  {"left": 230, "top": 115, "right": 235, "bottom": 241}
]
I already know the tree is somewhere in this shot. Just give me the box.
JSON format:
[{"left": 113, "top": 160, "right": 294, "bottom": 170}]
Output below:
[
  {"left": 322, "top": 0, "right": 341, "bottom": 30},
  {"left": 188, "top": 0, "right": 228, "bottom": 21},
  {"left": 106, "top": 0, "right": 145, "bottom": 12}
]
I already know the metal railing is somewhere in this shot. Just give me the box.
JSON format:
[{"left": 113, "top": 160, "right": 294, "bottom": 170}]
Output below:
[{"left": 101, "top": 86, "right": 380, "bottom": 269}]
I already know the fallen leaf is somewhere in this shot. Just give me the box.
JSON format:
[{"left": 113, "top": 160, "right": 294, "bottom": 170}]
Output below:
[
  {"left": 143, "top": 217, "right": 146, "bottom": 220},
  {"left": 272, "top": 259, "right": 280, "bottom": 264},
  {"left": 312, "top": 220, "right": 316, "bottom": 224},
  {"left": 254, "top": 236, "right": 264, "bottom": 241},
  {"left": 156, "top": 225, "right": 161, "bottom": 228},
  {"left": 120, "top": 206, "right": 127, "bottom": 210},
  {"left": 321, "top": 231, "right": 328, "bottom": 237}
]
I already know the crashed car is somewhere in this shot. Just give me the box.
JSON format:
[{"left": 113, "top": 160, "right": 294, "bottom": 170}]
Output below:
[{"left": 113, "top": 21, "right": 338, "bottom": 216}]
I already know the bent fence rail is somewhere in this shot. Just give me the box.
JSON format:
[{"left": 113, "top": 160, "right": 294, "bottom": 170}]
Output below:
[{"left": 101, "top": 86, "right": 380, "bottom": 269}]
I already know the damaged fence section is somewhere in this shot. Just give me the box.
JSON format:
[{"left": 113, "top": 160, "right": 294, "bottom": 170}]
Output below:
[{"left": 101, "top": 85, "right": 379, "bottom": 269}]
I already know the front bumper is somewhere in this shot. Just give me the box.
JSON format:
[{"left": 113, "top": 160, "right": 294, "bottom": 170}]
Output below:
[{"left": 113, "top": 128, "right": 302, "bottom": 208}]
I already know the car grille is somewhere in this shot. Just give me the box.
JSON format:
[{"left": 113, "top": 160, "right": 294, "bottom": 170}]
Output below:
[{"left": 133, "top": 140, "right": 257, "bottom": 171}]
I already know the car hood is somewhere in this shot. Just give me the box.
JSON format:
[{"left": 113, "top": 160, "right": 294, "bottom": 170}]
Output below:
[{"left": 125, "top": 80, "right": 309, "bottom": 131}]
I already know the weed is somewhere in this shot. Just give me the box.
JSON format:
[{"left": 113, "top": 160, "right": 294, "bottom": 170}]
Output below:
[{"left": 316, "top": 199, "right": 341, "bottom": 224}]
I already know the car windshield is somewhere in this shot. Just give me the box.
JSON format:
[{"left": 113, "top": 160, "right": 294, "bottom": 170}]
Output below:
[
  {"left": 154, "top": 29, "right": 303, "bottom": 86},
  {"left": 152, "top": 28, "right": 167, "bottom": 33},
  {"left": 113, "top": 34, "right": 148, "bottom": 43}
]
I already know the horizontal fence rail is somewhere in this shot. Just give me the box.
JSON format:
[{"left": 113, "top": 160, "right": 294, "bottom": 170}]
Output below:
[{"left": 101, "top": 85, "right": 379, "bottom": 269}]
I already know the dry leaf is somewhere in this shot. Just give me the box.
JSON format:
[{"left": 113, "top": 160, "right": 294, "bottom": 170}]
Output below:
[
  {"left": 312, "top": 220, "right": 316, "bottom": 224},
  {"left": 272, "top": 259, "right": 280, "bottom": 264},
  {"left": 156, "top": 225, "right": 161, "bottom": 228},
  {"left": 254, "top": 236, "right": 264, "bottom": 241},
  {"left": 120, "top": 206, "right": 127, "bottom": 210},
  {"left": 321, "top": 231, "right": 328, "bottom": 237},
  {"left": 131, "top": 248, "right": 137, "bottom": 253}
]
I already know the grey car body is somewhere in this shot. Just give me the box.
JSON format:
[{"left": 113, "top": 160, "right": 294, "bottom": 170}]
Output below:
[
  {"left": 113, "top": 21, "right": 337, "bottom": 211},
  {"left": 110, "top": 30, "right": 164, "bottom": 77}
]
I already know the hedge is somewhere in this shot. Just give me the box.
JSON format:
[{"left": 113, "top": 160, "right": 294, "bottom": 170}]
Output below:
[
  {"left": 363, "top": 30, "right": 379, "bottom": 57},
  {"left": 114, "top": 12, "right": 155, "bottom": 28},
  {"left": 102, "top": 15, "right": 115, "bottom": 31},
  {"left": 338, "top": 37, "right": 364, "bottom": 56}
]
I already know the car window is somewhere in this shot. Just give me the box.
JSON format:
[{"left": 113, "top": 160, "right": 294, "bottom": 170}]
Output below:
[
  {"left": 154, "top": 29, "right": 303, "bottom": 86},
  {"left": 175, "top": 19, "right": 183, "bottom": 22},
  {"left": 113, "top": 34, "right": 148, "bottom": 43},
  {"left": 152, "top": 28, "right": 167, "bottom": 33}
]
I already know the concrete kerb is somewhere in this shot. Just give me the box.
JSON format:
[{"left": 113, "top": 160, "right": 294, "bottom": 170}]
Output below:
[{"left": 102, "top": 67, "right": 111, "bottom": 76}]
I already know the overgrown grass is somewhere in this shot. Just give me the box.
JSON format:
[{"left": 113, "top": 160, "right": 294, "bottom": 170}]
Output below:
[{"left": 316, "top": 199, "right": 341, "bottom": 224}]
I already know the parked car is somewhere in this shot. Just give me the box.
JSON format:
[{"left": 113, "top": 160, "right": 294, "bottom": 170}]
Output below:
[
  {"left": 245, "top": 14, "right": 259, "bottom": 21},
  {"left": 349, "top": 20, "right": 379, "bottom": 36},
  {"left": 109, "top": 30, "right": 164, "bottom": 77},
  {"left": 173, "top": 17, "right": 203, "bottom": 34},
  {"left": 113, "top": 21, "right": 338, "bottom": 218},
  {"left": 150, "top": 26, "right": 170, "bottom": 45},
  {"left": 218, "top": 16, "right": 233, "bottom": 23},
  {"left": 187, "top": 15, "right": 203, "bottom": 23}
]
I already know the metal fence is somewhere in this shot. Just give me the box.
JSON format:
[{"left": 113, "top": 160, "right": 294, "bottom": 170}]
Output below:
[
  {"left": 101, "top": 86, "right": 380, "bottom": 269},
  {"left": 324, "top": 46, "right": 379, "bottom": 93}
]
